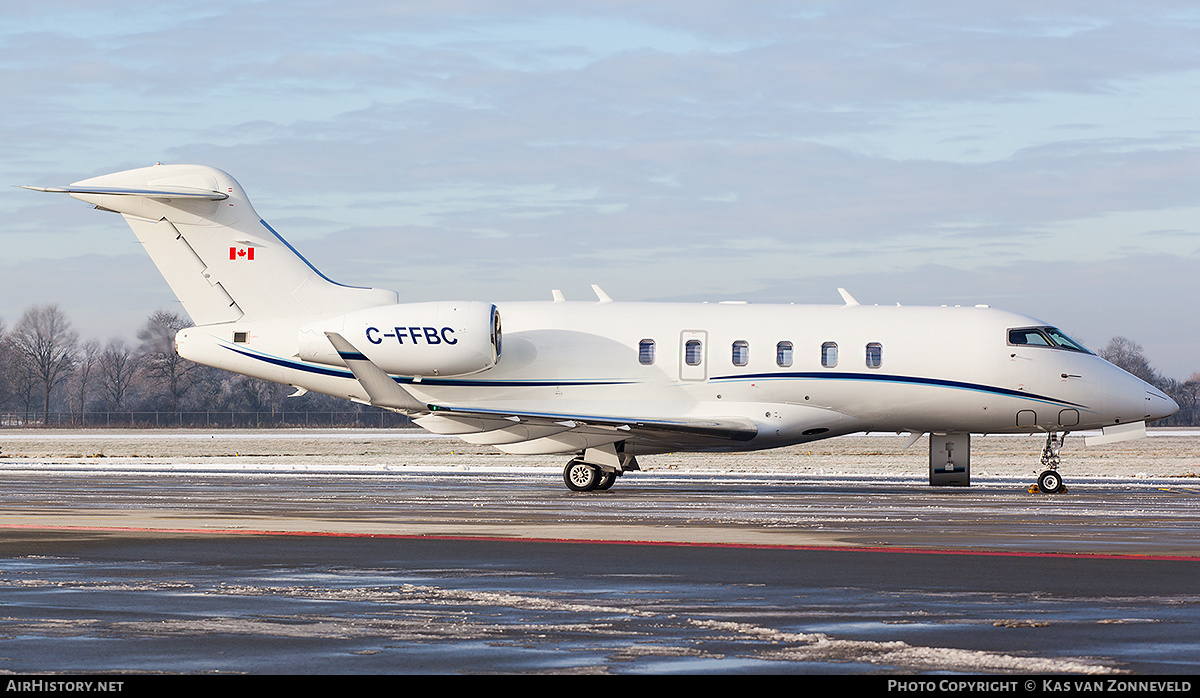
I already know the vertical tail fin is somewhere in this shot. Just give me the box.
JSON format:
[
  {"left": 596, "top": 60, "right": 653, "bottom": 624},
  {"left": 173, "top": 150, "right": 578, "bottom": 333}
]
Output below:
[{"left": 27, "top": 164, "right": 397, "bottom": 325}]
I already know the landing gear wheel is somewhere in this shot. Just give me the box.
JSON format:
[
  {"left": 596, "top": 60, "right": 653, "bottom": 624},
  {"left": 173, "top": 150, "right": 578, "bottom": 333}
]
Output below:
[
  {"left": 564, "top": 459, "right": 601, "bottom": 492},
  {"left": 1037, "top": 469, "right": 1064, "bottom": 494},
  {"left": 595, "top": 470, "right": 617, "bottom": 490}
]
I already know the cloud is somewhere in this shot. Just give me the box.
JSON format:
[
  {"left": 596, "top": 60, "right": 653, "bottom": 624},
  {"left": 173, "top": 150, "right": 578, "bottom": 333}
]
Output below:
[{"left": 2, "top": 1, "right": 1198, "bottom": 375}]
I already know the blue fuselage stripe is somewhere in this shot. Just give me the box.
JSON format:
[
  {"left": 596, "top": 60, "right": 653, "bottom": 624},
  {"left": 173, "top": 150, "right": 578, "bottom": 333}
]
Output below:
[
  {"left": 222, "top": 345, "right": 1085, "bottom": 407},
  {"left": 223, "top": 344, "right": 628, "bottom": 388},
  {"left": 710, "top": 371, "right": 1085, "bottom": 408}
]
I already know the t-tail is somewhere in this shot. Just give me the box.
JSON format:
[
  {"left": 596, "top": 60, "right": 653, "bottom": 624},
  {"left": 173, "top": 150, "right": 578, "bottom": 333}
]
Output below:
[
  {"left": 24, "top": 164, "right": 499, "bottom": 409},
  {"left": 24, "top": 163, "right": 398, "bottom": 324}
]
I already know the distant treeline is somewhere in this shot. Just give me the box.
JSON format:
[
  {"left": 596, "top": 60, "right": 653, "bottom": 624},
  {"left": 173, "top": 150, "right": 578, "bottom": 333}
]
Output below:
[
  {"left": 0, "top": 304, "right": 389, "bottom": 428},
  {"left": 0, "top": 303, "right": 1197, "bottom": 427}
]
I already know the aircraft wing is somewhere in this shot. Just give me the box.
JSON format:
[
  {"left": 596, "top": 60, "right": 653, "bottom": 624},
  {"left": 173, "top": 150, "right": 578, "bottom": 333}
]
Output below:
[
  {"left": 325, "top": 331, "right": 758, "bottom": 455},
  {"left": 416, "top": 403, "right": 759, "bottom": 455}
]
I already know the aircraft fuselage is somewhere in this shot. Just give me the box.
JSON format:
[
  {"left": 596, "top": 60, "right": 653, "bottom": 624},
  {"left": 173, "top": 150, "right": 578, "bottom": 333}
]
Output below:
[{"left": 177, "top": 299, "right": 1170, "bottom": 457}]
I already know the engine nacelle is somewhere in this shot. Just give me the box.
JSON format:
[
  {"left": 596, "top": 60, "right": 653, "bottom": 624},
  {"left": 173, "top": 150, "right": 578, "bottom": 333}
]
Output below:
[{"left": 297, "top": 301, "right": 501, "bottom": 377}]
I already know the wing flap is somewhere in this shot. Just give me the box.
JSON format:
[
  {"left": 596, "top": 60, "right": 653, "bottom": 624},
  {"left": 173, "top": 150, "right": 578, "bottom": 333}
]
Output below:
[
  {"left": 425, "top": 404, "right": 757, "bottom": 440},
  {"left": 422, "top": 403, "right": 758, "bottom": 454},
  {"left": 414, "top": 413, "right": 519, "bottom": 435},
  {"left": 497, "top": 431, "right": 628, "bottom": 455},
  {"left": 458, "top": 423, "right": 575, "bottom": 445}
]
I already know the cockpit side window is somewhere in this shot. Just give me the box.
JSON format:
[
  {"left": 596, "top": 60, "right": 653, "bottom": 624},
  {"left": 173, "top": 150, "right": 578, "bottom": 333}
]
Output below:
[
  {"left": 1043, "top": 328, "right": 1093, "bottom": 354},
  {"left": 1008, "top": 328, "right": 1053, "bottom": 347},
  {"left": 1008, "top": 326, "right": 1094, "bottom": 354}
]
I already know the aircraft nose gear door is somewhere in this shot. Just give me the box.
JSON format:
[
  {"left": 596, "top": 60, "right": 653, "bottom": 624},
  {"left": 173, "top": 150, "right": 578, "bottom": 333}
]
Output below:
[{"left": 929, "top": 433, "right": 970, "bottom": 486}]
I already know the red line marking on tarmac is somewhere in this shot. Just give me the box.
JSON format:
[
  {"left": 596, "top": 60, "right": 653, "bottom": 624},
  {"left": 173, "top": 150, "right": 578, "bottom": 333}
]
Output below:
[{"left": 2, "top": 523, "right": 1198, "bottom": 562}]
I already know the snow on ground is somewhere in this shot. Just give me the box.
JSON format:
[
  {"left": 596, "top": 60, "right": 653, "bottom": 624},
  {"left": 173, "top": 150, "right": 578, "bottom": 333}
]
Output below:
[{"left": 0, "top": 428, "right": 1197, "bottom": 479}]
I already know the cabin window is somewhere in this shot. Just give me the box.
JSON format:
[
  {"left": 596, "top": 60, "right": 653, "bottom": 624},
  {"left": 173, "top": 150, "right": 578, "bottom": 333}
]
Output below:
[
  {"left": 776, "top": 341, "right": 793, "bottom": 367},
  {"left": 821, "top": 342, "right": 838, "bottom": 368},
  {"left": 685, "top": 339, "right": 703, "bottom": 366},
  {"left": 638, "top": 339, "right": 656, "bottom": 365},
  {"left": 233, "top": 331, "right": 249, "bottom": 344},
  {"left": 866, "top": 342, "right": 883, "bottom": 368},
  {"left": 732, "top": 340, "right": 749, "bottom": 366}
]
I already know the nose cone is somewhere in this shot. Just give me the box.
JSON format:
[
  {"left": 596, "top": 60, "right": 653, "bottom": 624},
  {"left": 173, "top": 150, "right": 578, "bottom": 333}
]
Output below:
[
  {"left": 1145, "top": 385, "right": 1179, "bottom": 423},
  {"left": 1101, "top": 364, "right": 1177, "bottom": 426}
]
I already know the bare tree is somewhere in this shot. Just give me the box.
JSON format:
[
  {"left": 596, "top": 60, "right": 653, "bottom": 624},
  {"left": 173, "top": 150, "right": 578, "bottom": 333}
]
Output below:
[
  {"left": 138, "top": 310, "right": 199, "bottom": 412},
  {"left": 10, "top": 305, "right": 78, "bottom": 423},
  {"left": 1099, "top": 337, "right": 1156, "bottom": 384},
  {"left": 99, "top": 339, "right": 139, "bottom": 411},
  {"left": 0, "top": 318, "right": 10, "bottom": 413},
  {"left": 1178, "top": 372, "right": 1200, "bottom": 427},
  {"left": 69, "top": 340, "right": 102, "bottom": 424},
  {"left": 9, "top": 351, "right": 38, "bottom": 423}
]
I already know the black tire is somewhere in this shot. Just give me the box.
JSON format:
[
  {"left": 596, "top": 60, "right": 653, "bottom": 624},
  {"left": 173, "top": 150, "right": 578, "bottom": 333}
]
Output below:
[
  {"left": 564, "top": 459, "right": 600, "bottom": 492},
  {"left": 595, "top": 471, "right": 617, "bottom": 490},
  {"left": 1037, "top": 470, "right": 1064, "bottom": 494}
]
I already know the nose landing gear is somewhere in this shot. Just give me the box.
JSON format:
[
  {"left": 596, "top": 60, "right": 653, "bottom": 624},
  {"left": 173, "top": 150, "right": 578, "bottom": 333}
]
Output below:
[{"left": 1032, "top": 432, "right": 1068, "bottom": 494}]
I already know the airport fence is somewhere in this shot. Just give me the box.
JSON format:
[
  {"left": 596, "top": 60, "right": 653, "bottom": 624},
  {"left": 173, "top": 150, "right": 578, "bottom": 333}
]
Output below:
[{"left": 0, "top": 411, "right": 414, "bottom": 429}]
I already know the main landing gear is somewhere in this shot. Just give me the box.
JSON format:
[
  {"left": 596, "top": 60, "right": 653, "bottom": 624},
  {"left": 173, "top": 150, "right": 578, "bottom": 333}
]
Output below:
[
  {"left": 562, "top": 444, "right": 639, "bottom": 492},
  {"left": 563, "top": 459, "right": 617, "bottom": 492},
  {"left": 1033, "top": 432, "right": 1068, "bottom": 494}
]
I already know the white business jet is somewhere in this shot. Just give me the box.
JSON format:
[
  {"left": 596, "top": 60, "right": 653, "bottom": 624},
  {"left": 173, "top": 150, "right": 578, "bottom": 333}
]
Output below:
[{"left": 25, "top": 164, "right": 1178, "bottom": 493}]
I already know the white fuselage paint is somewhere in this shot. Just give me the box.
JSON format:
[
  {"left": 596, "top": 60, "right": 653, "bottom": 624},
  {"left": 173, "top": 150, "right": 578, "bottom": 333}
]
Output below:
[{"left": 176, "top": 300, "right": 1171, "bottom": 456}]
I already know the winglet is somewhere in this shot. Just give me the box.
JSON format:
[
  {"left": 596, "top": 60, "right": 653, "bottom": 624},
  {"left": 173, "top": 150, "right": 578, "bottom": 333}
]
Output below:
[
  {"left": 837, "top": 288, "right": 860, "bottom": 306},
  {"left": 324, "top": 332, "right": 426, "bottom": 412},
  {"left": 591, "top": 284, "right": 614, "bottom": 303}
]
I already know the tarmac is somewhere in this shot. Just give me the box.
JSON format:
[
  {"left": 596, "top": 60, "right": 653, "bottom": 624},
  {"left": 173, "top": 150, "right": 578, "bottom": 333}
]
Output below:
[{"left": 0, "top": 429, "right": 1196, "bottom": 674}]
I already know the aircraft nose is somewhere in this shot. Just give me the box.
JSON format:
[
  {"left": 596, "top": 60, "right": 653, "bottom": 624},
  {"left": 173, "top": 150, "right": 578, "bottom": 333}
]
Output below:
[
  {"left": 1145, "top": 386, "right": 1179, "bottom": 423},
  {"left": 1103, "top": 365, "right": 1177, "bottom": 425}
]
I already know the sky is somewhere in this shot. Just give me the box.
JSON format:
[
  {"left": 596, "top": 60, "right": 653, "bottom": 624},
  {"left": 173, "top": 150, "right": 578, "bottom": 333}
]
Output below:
[{"left": 2, "top": 1, "right": 1198, "bottom": 378}]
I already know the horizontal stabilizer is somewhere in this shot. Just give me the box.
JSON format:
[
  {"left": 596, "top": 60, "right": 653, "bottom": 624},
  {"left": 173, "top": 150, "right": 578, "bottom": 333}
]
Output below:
[
  {"left": 19, "top": 184, "right": 228, "bottom": 201},
  {"left": 23, "top": 164, "right": 400, "bottom": 324}
]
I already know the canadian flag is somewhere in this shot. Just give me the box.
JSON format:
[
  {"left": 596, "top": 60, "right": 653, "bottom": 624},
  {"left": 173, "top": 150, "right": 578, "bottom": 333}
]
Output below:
[{"left": 229, "top": 246, "right": 255, "bottom": 261}]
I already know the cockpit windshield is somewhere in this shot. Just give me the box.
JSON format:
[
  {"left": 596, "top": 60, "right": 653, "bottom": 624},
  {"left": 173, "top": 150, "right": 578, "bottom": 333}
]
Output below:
[{"left": 1008, "top": 326, "right": 1093, "bottom": 354}]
